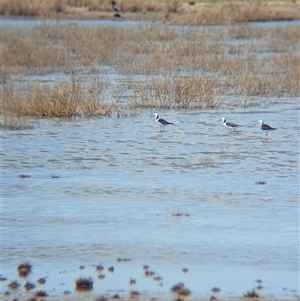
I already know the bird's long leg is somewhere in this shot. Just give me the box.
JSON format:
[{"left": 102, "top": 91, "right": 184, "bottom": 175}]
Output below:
[{"left": 266, "top": 131, "right": 269, "bottom": 141}]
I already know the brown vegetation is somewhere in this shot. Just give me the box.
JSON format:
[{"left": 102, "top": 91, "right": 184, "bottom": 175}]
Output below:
[
  {"left": 0, "top": 20, "right": 298, "bottom": 121},
  {"left": 1, "top": 78, "right": 120, "bottom": 118},
  {"left": 171, "top": 282, "right": 191, "bottom": 296},
  {"left": 75, "top": 277, "right": 94, "bottom": 291},
  {"left": 0, "top": 0, "right": 298, "bottom": 24},
  {"left": 7, "top": 280, "right": 20, "bottom": 290},
  {"left": 130, "top": 76, "right": 220, "bottom": 109},
  {"left": 34, "top": 290, "right": 49, "bottom": 297},
  {"left": 17, "top": 262, "right": 32, "bottom": 277},
  {"left": 243, "top": 288, "right": 260, "bottom": 298},
  {"left": 37, "top": 277, "right": 46, "bottom": 284},
  {"left": 24, "top": 281, "right": 36, "bottom": 291}
]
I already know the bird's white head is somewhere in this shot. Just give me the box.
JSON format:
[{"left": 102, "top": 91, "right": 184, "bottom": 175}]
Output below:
[
  {"left": 221, "top": 117, "right": 226, "bottom": 123},
  {"left": 258, "top": 120, "right": 264, "bottom": 126},
  {"left": 153, "top": 113, "right": 159, "bottom": 119}
]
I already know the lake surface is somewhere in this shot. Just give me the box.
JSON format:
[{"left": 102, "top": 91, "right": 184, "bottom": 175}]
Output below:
[
  {"left": 2, "top": 102, "right": 299, "bottom": 298},
  {"left": 1, "top": 18, "right": 299, "bottom": 300}
]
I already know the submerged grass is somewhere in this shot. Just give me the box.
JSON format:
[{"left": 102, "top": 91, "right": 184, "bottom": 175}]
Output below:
[
  {"left": 0, "top": 115, "right": 36, "bottom": 130},
  {"left": 1, "top": 77, "right": 124, "bottom": 118}
]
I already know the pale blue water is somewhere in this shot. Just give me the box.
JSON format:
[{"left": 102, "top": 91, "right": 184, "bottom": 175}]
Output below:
[{"left": 1, "top": 100, "right": 299, "bottom": 298}]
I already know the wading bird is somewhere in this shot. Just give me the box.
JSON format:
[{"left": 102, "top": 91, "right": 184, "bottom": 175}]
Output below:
[
  {"left": 221, "top": 117, "right": 241, "bottom": 134},
  {"left": 257, "top": 120, "right": 277, "bottom": 141},
  {"left": 111, "top": 1, "right": 124, "bottom": 14},
  {"left": 153, "top": 113, "right": 174, "bottom": 132}
]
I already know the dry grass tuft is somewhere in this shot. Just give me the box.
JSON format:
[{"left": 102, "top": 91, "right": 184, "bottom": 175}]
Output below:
[
  {"left": 243, "top": 288, "right": 259, "bottom": 298},
  {"left": 171, "top": 282, "right": 185, "bottom": 292},
  {"left": 131, "top": 75, "right": 220, "bottom": 109},
  {"left": 171, "top": 282, "right": 191, "bottom": 296},
  {"left": 7, "top": 280, "right": 20, "bottom": 290},
  {"left": 17, "top": 262, "right": 32, "bottom": 277},
  {"left": 24, "top": 281, "right": 36, "bottom": 291},
  {"left": 75, "top": 277, "right": 93, "bottom": 291},
  {"left": 94, "top": 264, "right": 104, "bottom": 272},
  {"left": 34, "top": 289, "right": 48, "bottom": 297},
  {"left": 1, "top": 78, "right": 121, "bottom": 118},
  {"left": 130, "top": 290, "right": 140, "bottom": 296},
  {"left": 37, "top": 277, "right": 46, "bottom": 284}
]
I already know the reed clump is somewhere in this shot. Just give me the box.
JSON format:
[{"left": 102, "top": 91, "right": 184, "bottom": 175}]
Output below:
[
  {"left": 24, "top": 281, "right": 36, "bottom": 291},
  {"left": 34, "top": 289, "right": 48, "bottom": 297},
  {"left": 1, "top": 77, "right": 123, "bottom": 118},
  {"left": 7, "top": 280, "right": 20, "bottom": 290},
  {"left": 243, "top": 288, "right": 259, "bottom": 298},
  {"left": 171, "top": 282, "right": 191, "bottom": 296},
  {"left": 17, "top": 262, "right": 32, "bottom": 277},
  {"left": 75, "top": 277, "right": 93, "bottom": 291},
  {"left": 130, "top": 75, "right": 220, "bottom": 109}
]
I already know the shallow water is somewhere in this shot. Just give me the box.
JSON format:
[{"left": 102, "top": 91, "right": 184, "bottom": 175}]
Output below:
[
  {"left": 1, "top": 18, "right": 299, "bottom": 299},
  {"left": 1, "top": 98, "right": 299, "bottom": 298}
]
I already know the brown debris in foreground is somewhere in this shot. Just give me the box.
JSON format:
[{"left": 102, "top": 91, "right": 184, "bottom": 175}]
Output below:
[
  {"left": 243, "top": 288, "right": 260, "bottom": 298},
  {"left": 7, "top": 280, "right": 20, "bottom": 290},
  {"left": 75, "top": 277, "right": 94, "bottom": 291},
  {"left": 17, "top": 262, "right": 32, "bottom": 278},
  {"left": 37, "top": 277, "right": 46, "bottom": 285},
  {"left": 171, "top": 282, "right": 191, "bottom": 296}
]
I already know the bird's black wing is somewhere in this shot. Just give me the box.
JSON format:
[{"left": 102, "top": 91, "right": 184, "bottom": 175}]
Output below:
[
  {"left": 158, "top": 118, "right": 173, "bottom": 125},
  {"left": 261, "top": 124, "right": 276, "bottom": 130},
  {"left": 226, "top": 122, "right": 240, "bottom": 128}
]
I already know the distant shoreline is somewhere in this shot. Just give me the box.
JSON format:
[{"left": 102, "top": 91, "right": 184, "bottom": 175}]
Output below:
[{"left": 0, "top": 0, "right": 299, "bottom": 25}]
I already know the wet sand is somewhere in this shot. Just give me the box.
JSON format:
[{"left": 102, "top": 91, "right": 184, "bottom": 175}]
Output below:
[{"left": 2, "top": 292, "right": 299, "bottom": 301}]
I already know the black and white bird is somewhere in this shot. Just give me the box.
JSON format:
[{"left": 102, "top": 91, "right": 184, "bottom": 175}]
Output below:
[
  {"left": 111, "top": 1, "right": 124, "bottom": 14},
  {"left": 257, "top": 120, "right": 277, "bottom": 141},
  {"left": 153, "top": 113, "right": 174, "bottom": 132},
  {"left": 221, "top": 117, "right": 241, "bottom": 134}
]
